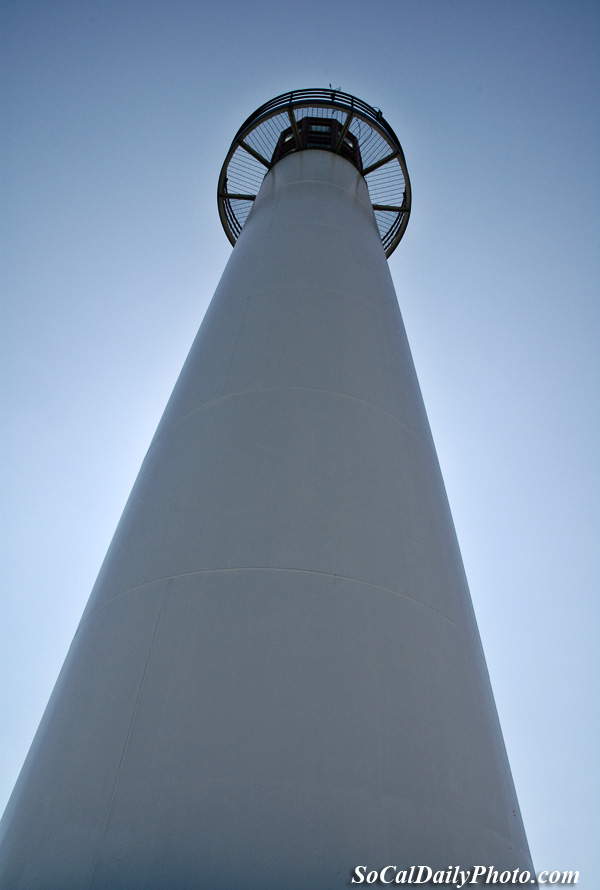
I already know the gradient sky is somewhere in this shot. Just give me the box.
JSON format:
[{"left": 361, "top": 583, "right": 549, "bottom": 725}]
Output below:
[{"left": 2, "top": 0, "right": 598, "bottom": 884}]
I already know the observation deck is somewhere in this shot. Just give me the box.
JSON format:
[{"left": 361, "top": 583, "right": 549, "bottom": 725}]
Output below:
[{"left": 218, "top": 89, "right": 412, "bottom": 258}]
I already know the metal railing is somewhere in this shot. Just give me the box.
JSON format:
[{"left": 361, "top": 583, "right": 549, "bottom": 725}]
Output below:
[{"left": 218, "top": 89, "right": 411, "bottom": 257}]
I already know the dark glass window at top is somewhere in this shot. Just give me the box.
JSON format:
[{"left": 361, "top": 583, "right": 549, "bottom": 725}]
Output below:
[{"left": 271, "top": 117, "right": 363, "bottom": 172}]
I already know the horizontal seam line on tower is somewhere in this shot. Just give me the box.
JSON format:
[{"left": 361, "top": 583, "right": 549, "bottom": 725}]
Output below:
[
  {"left": 150, "top": 386, "right": 437, "bottom": 463},
  {"left": 213, "top": 281, "right": 380, "bottom": 309},
  {"left": 77, "top": 566, "right": 460, "bottom": 633}
]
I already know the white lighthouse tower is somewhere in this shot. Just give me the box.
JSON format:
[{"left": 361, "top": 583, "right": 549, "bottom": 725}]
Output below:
[{"left": 0, "top": 90, "right": 535, "bottom": 889}]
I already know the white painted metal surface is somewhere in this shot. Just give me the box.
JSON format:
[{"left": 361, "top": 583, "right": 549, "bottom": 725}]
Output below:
[{"left": 0, "top": 150, "right": 535, "bottom": 888}]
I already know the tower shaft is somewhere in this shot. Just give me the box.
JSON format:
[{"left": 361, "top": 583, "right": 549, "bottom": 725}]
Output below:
[{"left": 0, "top": 149, "right": 534, "bottom": 888}]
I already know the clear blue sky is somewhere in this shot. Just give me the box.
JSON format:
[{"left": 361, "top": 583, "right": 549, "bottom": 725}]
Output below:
[{"left": 2, "top": 0, "right": 598, "bottom": 883}]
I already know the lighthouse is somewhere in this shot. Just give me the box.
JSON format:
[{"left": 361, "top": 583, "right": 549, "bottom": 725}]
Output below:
[{"left": 0, "top": 89, "right": 535, "bottom": 889}]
